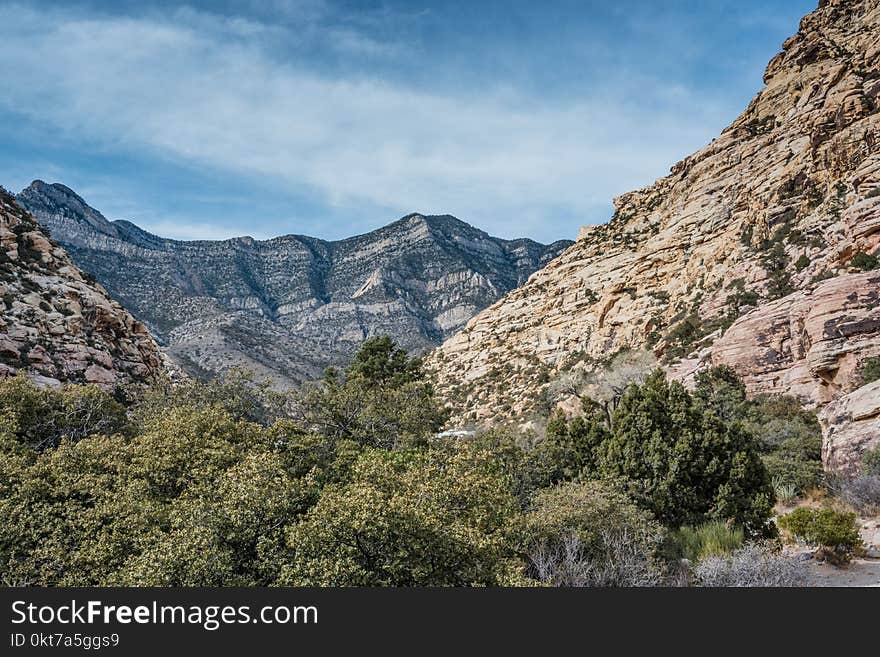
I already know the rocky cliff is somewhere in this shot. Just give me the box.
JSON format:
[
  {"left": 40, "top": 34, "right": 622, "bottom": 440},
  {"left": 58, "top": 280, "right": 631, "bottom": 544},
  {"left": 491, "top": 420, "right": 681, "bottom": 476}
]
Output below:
[
  {"left": 427, "top": 0, "right": 880, "bottom": 470},
  {"left": 17, "top": 182, "right": 571, "bottom": 386},
  {"left": 0, "top": 188, "right": 166, "bottom": 390}
]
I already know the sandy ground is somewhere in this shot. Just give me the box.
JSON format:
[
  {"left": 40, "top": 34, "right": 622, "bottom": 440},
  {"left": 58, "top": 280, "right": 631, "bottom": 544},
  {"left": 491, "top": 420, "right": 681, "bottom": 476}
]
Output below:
[
  {"left": 805, "top": 558, "right": 880, "bottom": 587},
  {"left": 775, "top": 506, "right": 880, "bottom": 587}
]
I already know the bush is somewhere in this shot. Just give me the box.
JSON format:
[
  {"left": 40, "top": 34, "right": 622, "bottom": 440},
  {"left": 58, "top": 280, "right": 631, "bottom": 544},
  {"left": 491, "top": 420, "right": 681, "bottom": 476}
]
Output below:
[
  {"left": 295, "top": 338, "right": 448, "bottom": 450},
  {"left": 691, "top": 372, "right": 824, "bottom": 496},
  {"left": 523, "top": 481, "right": 665, "bottom": 587},
  {"left": 862, "top": 445, "right": 880, "bottom": 476},
  {"left": 529, "top": 411, "right": 609, "bottom": 487},
  {"left": 669, "top": 521, "right": 744, "bottom": 562},
  {"left": 694, "top": 544, "right": 809, "bottom": 587},
  {"left": 778, "top": 507, "right": 863, "bottom": 565},
  {"left": 772, "top": 476, "right": 799, "bottom": 505},
  {"left": 860, "top": 358, "right": 880, "bottom": 386},
  {"left": 0, "top": 376, "right": 128, "bottom": 450},
  {"left": 282, "top": 444, "right": 524, "bottom": 586},
  {"left": 131, "top": 368, "right": 286, "bottom": 427},
  {"left": 598, "top": 370, "right": 775, "bottom": 535},
  {"left": 835, "top": 475, "right": 880, "bottom": 515},
  {"left": 849, "top": 251, "right": 879, "bottom": 271}
]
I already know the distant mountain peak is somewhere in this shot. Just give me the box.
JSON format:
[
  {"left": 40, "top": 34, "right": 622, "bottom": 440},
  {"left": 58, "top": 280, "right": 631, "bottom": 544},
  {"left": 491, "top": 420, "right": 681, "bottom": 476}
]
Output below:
[
  {"left": 16, "top": 183, "right": 573, "bottom": 386},
  {"left": 17, "top": 180, "right": 119, "bottom": 241}
]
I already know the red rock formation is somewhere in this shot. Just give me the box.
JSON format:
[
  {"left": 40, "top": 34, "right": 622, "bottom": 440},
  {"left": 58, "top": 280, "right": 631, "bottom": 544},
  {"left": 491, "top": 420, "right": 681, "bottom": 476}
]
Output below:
[
  {"left": 428, "top": 0, "right": 880, "bottom": 469},
  {"left": 0, "top": 188, "right": 167, "bottom": 390}
]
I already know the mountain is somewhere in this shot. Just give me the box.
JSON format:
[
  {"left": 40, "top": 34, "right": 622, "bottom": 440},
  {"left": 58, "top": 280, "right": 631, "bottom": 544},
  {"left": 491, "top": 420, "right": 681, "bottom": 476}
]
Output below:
[
  {"left": 0, "top": 187, "right": 166, "bottom": 389},
  {"left": 16, "top": 182, "right": 572, "bottom": 386},
  {"left": 427, "top": 0, "right": 880, "bottom": 471}
]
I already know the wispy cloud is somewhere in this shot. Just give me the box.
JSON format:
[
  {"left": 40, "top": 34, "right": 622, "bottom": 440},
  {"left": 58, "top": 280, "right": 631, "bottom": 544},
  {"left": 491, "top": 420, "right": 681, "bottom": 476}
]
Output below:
[{"left": 0, "top": 3, "right": 757, "bottom": 240}]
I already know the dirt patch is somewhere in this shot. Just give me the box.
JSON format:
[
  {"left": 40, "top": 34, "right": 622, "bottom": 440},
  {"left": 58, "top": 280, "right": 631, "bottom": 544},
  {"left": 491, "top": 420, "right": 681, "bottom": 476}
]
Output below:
[{"left": 805, "top": 558, "right": 880, "bottom": 587}]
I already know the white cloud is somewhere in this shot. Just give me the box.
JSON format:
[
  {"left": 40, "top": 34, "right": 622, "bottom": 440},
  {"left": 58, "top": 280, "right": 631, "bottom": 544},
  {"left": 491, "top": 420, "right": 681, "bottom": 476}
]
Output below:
[{"left": 0, "top": 3, "right": 736, "bottom": 240}]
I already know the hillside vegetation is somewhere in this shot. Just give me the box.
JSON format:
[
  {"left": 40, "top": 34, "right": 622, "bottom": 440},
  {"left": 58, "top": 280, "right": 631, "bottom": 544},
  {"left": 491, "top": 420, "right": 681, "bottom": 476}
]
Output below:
[{"left": 4, "top": 336, "right": 858, "bottom": 587}]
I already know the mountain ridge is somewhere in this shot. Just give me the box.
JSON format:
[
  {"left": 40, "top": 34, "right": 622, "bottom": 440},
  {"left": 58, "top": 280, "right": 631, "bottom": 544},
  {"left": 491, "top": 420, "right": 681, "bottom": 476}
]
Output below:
[
  {"left": 427, "top": 0, "right": 880, "bottom": 472},
  {"left": 17, "top": 180, "right": 572, "bottom": 385}
]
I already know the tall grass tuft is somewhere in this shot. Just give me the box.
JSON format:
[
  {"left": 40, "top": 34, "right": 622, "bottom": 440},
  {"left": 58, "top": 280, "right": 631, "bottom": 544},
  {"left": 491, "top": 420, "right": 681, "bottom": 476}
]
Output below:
[{"left": 670, "top": 521, "right": 744, "bottom": 562}]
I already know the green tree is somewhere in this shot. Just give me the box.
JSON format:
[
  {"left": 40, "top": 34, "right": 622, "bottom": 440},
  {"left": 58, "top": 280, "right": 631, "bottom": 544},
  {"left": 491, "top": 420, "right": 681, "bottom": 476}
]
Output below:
[
  {"left": 281, "top": 444, "right": 524, "bottom": 586},
  {"left": 297, "top": 338, "right": 448, "bottom": 449},
  {"left": 0, "top": 376, "right": 127, "bottom": 450},
  {"left": 523, "top": 481, "right": 664, "bottom": 586},
  {"left": 131, "top": 368, "right": 287, "bottom": 427},
  {"left": 692, "top": 365, "right": 747, "bottom": 422},
  {"left": 344, "top": 335, "right": 422, "bottom": 388},
  {"left": 530, "top": 410, "right": 609, "bottom": 487},
  {"left": 597, "top": 370, "right": 774, "bottom": 535}
]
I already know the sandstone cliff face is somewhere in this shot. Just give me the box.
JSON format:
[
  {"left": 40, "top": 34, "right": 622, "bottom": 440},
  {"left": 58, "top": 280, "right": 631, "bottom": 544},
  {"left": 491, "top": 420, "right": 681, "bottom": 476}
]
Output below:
[
  {"left": 820, "top": 379, "right": 880, "bottom": 472},
  {"left": 0, "top": 188, "right": 165, "bottom": 390},
  {"left": 427, "top": 0, "right": 880, "bottom": 469},
  {"left": 17, "top": 182, "right": 571, "bottom": 386}
]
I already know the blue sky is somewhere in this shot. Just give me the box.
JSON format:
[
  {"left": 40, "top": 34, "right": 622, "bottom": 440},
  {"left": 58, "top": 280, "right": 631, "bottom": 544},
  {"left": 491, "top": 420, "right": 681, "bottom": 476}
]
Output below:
[{"left": 0, "top": 0, "right": 815, "bottom": 242}]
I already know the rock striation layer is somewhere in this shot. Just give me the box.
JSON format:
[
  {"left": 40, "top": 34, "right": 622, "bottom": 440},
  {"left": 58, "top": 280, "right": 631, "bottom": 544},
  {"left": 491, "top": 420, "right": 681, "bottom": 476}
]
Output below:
[
  {"left": 0, "top": 188, "right": 165, "bottom": 390},
  {"left": 17, "top": 181, "right": 571, "bottom": 386},
  {"left": 427, "top": 0, "right": 880, "bottom": 469}
]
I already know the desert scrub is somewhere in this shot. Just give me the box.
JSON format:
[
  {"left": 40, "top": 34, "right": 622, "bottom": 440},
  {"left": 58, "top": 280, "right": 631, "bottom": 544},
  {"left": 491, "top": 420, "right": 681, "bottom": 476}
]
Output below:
[
  {"left": 834, "top": 476, "right": 880, "bottom": 516},
  {"left": 862, "top": 445, "right": 880, "bottom": 476},
  {"left": 668, "top": 521, "right": 744, "bottom": 562},
  {"left": 859, "top": 357, "right": 880, "bottom": 386},
  {"left": 694, "top": 544, "right": 808, "bottom": 587},
  {"left": 778, "top": 507, "right": 863, "bottom": 565},
  {"left": 830, "top": 446, "right": 880, "bottom": 515},
  {"left": 762, "top": 241, "right": 793, "bottom": 299},
  {"left": 662, "top": 313, "right": 705, "bottom": 360},
  {"left": 772, "top": 476, "right": 799, "bottom": 505},
  {"left": 849, "top": 251, "right": 879, "bottom": 271},
  {"left": 523, "top": 481, "right": 665, "bottom": 587}
]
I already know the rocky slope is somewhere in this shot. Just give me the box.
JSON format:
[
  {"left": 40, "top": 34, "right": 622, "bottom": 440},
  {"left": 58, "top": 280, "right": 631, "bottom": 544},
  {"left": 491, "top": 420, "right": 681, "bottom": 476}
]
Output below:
[
  {"left": 17, "top": 181, "right": 571, "bottom": 386},
  {"left": 0, "top": 188, "right": 165, "bottom": 390},
  {"left": 427, "top": 0, "right": 880, "bottom": 470}
]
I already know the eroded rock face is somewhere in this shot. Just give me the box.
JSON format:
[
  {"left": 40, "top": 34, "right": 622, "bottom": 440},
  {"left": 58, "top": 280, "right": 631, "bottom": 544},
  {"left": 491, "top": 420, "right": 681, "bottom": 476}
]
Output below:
[
  {"left": 0, "top": 188, "right": 166, "bottom": 390},
  {"left": 427, "top": 0, "right": 880, "bottom": 468},
  {"left": 820, "top": 380, "right": 880, "bottom": 473},
  {"left": 700, "top": 270, "right": 880, "bottom": 404},
  {"left": 16, "top": 182, "right": 571, "bottom": 387}
]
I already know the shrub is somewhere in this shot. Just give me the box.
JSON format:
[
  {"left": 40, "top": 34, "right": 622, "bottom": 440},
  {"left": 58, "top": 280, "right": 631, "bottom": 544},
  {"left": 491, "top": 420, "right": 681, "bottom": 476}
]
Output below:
[
  {"left": 131, "top": 368, "right": 286, "bottom": 426},
  {"left": 836, "top": 474, "right": 880, "bottom": 515},
  {"left": 529, "top": 411, "right": 609, "bottom": 487},
  {"left": 663, "top": 314, "right": 705, "bottom": 360},
  {"left": 669, "top": 521, "right": 744, "bottom": 562},
  {"left": 281, "top": 445, "right": 524, "bottom": 586},
  {"left": 295, "top": 338, "right": 448, "bottom": 450},
  {"left": 343, "top": 335, "right": 423, "bottom": 387},
  {"left": 772, "top": 476, "right": 799, "bottom": 505},
  {"left": 694, "top": 544, "right": 809, "bottom": 587},
  {"left": 0, "top": 376, "right": 128, "bottom": 450},
  {"left": 862, "top": 445, "right": 880, "bottom": 476},
  {"left": 740, "top": 394, "right": 824, "bottom": 494},
  {"left": 860, "top": 358, "right": 880, "bottom": 386},
  {"left": 762, "top": 241, "right": 793, "bottom": 299},
  {"left": 692, "top": 372, "right": 824, "bottom": 497},
  {"left": 778, "top": 507, "right": 863, "bottom": 565},
  {"left": 598, "top": 370, "right": 775, "bottom": 535},
  {"left": 849, "top": 251, "right": 879, "bottom": 271},
  {"left": 523, "top": 481, "right": 665, "bottom": 587}
]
